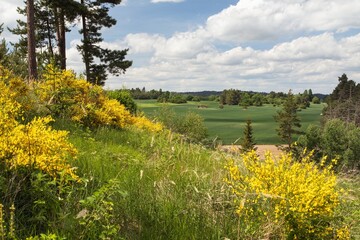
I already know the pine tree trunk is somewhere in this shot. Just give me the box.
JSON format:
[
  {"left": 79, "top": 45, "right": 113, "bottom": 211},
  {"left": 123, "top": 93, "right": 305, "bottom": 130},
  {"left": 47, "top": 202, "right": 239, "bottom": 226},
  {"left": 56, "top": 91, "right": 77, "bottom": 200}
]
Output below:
[
  {"left": 81, "top": 0, "right": 90, "bottom": 82},
  {"left": 27, "top": 0, "right": 38, "bottom": 80},
  {"left": 54, "top": 7, "right": 66, "bottom": 69},
  {"left": 46, "top": 18, "right": 54, "bottom": 58},
  {"left": 58, "top": 8, "right": 66, "bottom": 69}
]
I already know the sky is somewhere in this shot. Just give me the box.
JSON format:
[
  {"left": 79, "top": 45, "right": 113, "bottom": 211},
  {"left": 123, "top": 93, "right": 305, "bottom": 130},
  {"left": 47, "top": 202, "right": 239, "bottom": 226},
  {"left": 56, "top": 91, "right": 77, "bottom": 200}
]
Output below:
[{"left": 1, "top": 0, "right": 360, "bottom": 94}]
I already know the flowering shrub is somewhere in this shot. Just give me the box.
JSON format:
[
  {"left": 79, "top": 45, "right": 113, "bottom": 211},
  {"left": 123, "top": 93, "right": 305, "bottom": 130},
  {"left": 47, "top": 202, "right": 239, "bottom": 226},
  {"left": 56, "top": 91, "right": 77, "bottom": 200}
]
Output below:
[
  {"left": 0, "top": 65, "right": 36, "bottom": 116},
  {"left": 0, "top": 80, "right": 78, "bottom": 179},
  {"left": 132, "top": 115, "right": 163, "bottom": 132},
  {"left": 36, "top": 64, "right": 162, "bottom": 132},
  {"left": 225, "top": 150, "right": 349, "bottom": 239}
]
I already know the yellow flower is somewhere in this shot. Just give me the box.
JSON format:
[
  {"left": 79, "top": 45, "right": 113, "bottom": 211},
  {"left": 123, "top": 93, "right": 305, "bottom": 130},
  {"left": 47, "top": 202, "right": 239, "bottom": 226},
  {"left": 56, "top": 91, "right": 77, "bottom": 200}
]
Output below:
[{"left": 224, "top": 150, "right": 345, "bottom": 239}]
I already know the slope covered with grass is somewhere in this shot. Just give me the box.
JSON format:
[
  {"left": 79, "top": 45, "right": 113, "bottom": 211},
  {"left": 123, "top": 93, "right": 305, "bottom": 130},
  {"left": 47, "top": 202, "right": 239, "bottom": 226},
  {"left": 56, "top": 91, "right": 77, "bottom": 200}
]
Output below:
[{"left": 0, "top": 65, "right": 358, "bottom": 239}]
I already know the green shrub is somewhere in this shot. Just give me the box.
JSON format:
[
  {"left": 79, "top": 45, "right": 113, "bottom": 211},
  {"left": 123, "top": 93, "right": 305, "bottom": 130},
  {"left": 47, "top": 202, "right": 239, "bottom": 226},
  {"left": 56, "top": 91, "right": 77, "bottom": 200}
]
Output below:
[
  {"left": 154, "top": 105, "right": 208, "bottom": 142},
  {"left": 295, "top": 119, "right": 360, "bottom": 170},
  {"left": 106, "top": 89, "right": 137, "bottom": 114}
]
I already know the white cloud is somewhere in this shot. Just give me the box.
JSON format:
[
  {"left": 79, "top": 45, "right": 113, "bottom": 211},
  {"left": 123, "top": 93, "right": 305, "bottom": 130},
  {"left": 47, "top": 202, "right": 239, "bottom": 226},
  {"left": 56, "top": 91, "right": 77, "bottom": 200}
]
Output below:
[
  {"left": 206, "top": 0, "right": 360, "bottom": 43},
  {"left": 0, "top": 0, "right": 24, "bottom": 27},
  {"left": 0, "top": 0, "right": 25, "bottom": 41},
  {"left": 120, "top": 0, "right": 128, "bottom": 6},
  {"left": 152, "top": 28, "right": 212, "bottom": 61},
  {"left": 107, "top": 31, "right": 360, "bottom": 94},
  {"left": 124, "top": 33, "right": 166, "bottom": 54},
  {"left": 66, "top": 39, "right": 85, "bottom": 74},
  {"left": 263, "top": 33, "right": 342, "bottom": 61}
]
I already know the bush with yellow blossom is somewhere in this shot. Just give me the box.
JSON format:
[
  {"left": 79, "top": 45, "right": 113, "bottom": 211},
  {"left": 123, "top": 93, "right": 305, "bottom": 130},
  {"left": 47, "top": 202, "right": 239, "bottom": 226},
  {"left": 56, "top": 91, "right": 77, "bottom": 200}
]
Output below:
[
  {"left": 0, "top": 80, "right": 78, "bottom": 180},
  {"left": 1, "top": 69, "right": 80, "bottom": 237},
  {"left": 225, "top": 150, "right": 350, "bottom": 239},
  {"left": 35, "top": 64, "right": 162, "bottom": 132}
]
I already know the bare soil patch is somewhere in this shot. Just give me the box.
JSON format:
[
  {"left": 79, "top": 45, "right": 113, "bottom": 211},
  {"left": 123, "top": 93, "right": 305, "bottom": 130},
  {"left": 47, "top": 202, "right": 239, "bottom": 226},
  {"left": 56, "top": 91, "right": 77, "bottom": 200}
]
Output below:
[
  {"left": 255, "top": 145, "right": 284, "bottom": 158},
  {"left": 220, "top": 145, "right": 285, "bottom": 158}
]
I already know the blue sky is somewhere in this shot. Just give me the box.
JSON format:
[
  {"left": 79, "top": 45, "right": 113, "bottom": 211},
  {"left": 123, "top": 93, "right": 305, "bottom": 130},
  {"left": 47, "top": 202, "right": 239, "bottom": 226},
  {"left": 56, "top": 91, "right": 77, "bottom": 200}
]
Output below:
[
  {"left": 112, "top": 0, "right": 238, "bottom": 37},
  {"left": 1, "top": 0, "right": 360, "bottom": 93}
]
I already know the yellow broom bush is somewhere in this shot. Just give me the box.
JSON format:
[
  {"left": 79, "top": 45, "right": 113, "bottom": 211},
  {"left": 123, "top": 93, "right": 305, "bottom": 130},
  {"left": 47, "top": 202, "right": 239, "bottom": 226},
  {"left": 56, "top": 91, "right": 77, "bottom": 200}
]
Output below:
[
  {"left": 0, "top": 80, "right": 78, "bottom": 180},
  {"left": 35, "top": 64, "right": 162, "bottom": 132},
  {"left": 225, "top": 150, "right": 349, "bottom": 239}
]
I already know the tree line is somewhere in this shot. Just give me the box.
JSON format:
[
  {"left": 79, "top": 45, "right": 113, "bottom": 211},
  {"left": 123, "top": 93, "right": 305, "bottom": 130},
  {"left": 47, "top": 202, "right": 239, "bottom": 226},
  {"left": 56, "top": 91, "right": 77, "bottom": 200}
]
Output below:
[
  {"left": 219, "top": 88, "right": 320, "bottom": 108},
  {"left": 0, "top": 0, "right": 132, "bottom": 85},
  {"left": 127, "top": 87, "right": 323, "bottom": 108}
]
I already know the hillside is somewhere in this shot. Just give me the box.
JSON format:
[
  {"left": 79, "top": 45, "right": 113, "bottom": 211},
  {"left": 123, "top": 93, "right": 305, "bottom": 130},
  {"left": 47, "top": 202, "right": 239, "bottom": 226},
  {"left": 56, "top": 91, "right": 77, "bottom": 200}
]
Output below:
[{"left": 0, "top": 66, "right": 358, "bottom": 239}]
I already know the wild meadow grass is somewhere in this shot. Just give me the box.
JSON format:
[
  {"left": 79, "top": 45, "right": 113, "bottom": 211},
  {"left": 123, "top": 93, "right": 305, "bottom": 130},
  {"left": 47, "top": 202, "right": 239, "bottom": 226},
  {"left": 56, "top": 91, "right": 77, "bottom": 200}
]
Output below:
[
  {"left": 1, "top": 65, "right": 358, "bottom": 239},
  {"left": 52, "top": 120, "right": 239, "bottom": 239},
  {"left": 337, "top": 174, "right": 360, "bottom": 239},
  {"left": 50, "top": 120, "right": 360, "bottom": 239}
]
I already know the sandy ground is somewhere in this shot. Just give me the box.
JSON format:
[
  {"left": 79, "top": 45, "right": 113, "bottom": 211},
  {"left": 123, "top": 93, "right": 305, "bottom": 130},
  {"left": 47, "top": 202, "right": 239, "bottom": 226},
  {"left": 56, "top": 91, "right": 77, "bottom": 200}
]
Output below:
[
  {"left": 255, "top": 145, "right": 284, "bottom": 158},
  {"left": 220, "top": 145, "right": 284, "bottom": 158}
]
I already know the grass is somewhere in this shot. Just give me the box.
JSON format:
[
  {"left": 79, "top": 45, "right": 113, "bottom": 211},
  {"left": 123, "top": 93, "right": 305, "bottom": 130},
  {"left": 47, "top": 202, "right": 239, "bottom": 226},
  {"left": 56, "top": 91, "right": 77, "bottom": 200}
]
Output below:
[
  {"left": 338, "top": 174, "right": 360, "bottom": 239},
  {"left": 137, "top": 100, "right": 325, "bottom": 144},
  {"left": 1, "top": 118, "right": 358, "bottom": 239},
  {"left": 52, "top": 121, "right": 239, "bottom": 239},
  {"left": 51, "top": 120, "right": 360, "bottom": 239}
]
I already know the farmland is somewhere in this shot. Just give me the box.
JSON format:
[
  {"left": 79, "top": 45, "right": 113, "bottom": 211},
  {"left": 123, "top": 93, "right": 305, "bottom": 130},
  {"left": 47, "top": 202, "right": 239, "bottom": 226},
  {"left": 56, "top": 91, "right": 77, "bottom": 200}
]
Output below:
[{"left": 137, "top": 100, "right": 325, "bottom": 144}]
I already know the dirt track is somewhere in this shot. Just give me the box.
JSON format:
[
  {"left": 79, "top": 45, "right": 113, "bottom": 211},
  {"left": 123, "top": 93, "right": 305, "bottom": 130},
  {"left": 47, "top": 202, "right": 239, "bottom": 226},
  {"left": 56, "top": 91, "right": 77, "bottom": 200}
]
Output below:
[
  {"left": 220, "top": 145, "right": 284, "bottom": 158},
  {"left": 255, "top": 145, "right": 284, "bottom": 158}
]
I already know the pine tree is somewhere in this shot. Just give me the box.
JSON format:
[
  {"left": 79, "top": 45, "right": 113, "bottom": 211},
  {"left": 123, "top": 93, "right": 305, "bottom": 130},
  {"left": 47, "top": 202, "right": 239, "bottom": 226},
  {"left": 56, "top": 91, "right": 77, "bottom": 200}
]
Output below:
[
  {"left": 0, "top": 24, "right": 9, "bottom": 66},
  {"left": 78, "top": 0, "right": 132, "bottom": 85},
  {"left": 9, "top": 0, "right": 82, "bottom": 71},
  {"left": 241, "top": 119, "right": 257, "bottom": 153},
  {"left": 325, "top": 74, "right": 360, "bottom": 126},
  {"left": 0, "top": 25, "right": 27, "bottom": 76},
  {"left": 274, "top": 90, "right": 302, "bottom": 149}
]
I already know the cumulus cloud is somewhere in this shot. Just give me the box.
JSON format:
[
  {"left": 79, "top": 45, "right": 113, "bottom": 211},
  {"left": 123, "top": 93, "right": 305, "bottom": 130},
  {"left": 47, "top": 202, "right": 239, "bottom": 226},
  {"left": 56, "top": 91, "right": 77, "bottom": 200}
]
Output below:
[
  {"left": 152, "top": 28, "right": 212, "bottom": 61},
  {"left": 0, "top": 0, "right": 25, "bottom": 41},
  {"left": 262, "top": 33, "right": 342, "bottom": 61},
  {"left": 124, "top": 33, "right": 166, "bottom": 54},
  {"left": 107, "top": 0, "right": 360, "bottom": 93},
  {"left": 66, "top": 40, "right": 84, "bottom": 74},
  {"left": 108, "top": 31, "right": 360, "bottom": 93},
  {"left": 206, "top": 0, "right": 360, "bottom": 43},
  {"left": 0, "top": 0, "right": 24, "bottom": 26}
]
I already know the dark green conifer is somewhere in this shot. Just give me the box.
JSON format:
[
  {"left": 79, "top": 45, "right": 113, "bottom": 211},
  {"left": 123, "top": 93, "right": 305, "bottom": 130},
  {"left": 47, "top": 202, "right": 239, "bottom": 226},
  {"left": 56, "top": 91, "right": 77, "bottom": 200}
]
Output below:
[{"left": 241, "top": 119, "right": 257, "bottom": 153}]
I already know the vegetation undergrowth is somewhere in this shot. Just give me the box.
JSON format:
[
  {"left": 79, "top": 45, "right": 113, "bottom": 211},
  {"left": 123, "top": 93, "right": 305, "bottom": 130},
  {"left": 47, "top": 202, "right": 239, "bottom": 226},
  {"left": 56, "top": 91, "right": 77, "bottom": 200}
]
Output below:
[
  {"left": 64, "top": 123, "right": 236, "bottom": 239},
  {"left": 0, "top": 64, "right": 359, "bottom": 239}
]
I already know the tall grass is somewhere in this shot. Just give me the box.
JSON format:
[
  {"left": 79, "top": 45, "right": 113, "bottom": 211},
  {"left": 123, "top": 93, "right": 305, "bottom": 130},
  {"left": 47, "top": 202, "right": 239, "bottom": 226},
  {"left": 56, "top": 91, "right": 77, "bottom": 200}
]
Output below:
[
  {"left": 53, "top": 120, "right": 239, "bottom": 239},
  {"left": 67, "top": 124, "right": 359, "bottom": 239}
]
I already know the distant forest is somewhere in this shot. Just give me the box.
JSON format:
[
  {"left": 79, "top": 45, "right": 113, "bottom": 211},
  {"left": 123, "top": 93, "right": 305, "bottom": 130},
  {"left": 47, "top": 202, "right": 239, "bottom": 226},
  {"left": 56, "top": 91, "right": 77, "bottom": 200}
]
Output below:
[{"left": 115, "top": 87, "right": 327, "bottom": 108}]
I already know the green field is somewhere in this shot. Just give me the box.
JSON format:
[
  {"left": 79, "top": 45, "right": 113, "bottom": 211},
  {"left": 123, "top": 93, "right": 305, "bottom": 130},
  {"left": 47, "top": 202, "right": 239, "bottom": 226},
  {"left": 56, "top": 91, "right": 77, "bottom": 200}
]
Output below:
[{"left": 137, "top": 100, "right": 325, "bottom": 144}]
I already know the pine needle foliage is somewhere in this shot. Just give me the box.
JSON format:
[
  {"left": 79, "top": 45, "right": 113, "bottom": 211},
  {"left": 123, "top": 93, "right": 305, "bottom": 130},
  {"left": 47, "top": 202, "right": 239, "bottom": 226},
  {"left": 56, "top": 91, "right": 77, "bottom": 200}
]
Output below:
[
  {"left": 274, "top": 90, "right": 302, "bottom": 149},
  {"left": 240, "top": 119, "right": 257, "bottom": 153}
]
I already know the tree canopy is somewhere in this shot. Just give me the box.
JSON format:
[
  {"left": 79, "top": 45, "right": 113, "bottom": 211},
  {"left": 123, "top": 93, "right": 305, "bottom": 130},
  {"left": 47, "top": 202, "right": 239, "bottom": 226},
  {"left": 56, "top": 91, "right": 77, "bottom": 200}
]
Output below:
[
  {"left": 7, "top": 0, "right": 132, "bottom": 84},
  {"left": 324, "top": 74, "right": 360, "bottom": 126},
  {"left": 274, "top": 90, "right": 302, "bottom": 149}
]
